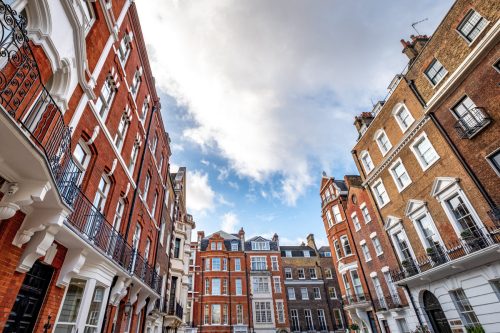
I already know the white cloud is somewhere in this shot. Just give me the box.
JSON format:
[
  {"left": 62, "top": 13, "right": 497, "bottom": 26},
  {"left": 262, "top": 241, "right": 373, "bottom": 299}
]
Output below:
[
  {"left": 227, "top": 181, "right": 239, "bottom": 190},
  {"left": 186, "top": 170, "right": 215, "bottom": 215},
  {"left": 217, "top": 194, "right": 234, "bottom": 207},
  {"left": 221, "top": 212, "right": 239, "bottom": 233},
  {"left": 138, "top": 0, "right": 453, "bottom": 205}
]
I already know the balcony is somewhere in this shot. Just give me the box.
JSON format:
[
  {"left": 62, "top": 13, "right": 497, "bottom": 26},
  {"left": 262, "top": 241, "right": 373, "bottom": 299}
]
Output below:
[
  {"left": 373, "top": 295, "right": 408, "bottom": 312},
  {"left": 0, "top": 2, "right": 160, "bottom": 293},
  {"left": 342, "top": 293, "right": 371, "bottom": 309},
  {"left": 391, "top": 226, "right": 500, "bottom": 283},
  {"left": 164, "top": 301, "right": 184, "bottom": 328},
  {"left": 453, "top": 107, "right": 491, "bottom": 139}
]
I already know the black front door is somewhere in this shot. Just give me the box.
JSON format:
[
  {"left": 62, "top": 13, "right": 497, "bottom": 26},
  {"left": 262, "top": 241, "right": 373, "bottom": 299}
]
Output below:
[
  {"left": 367, "top": 311, "right": 379, "bottom": 333},
  {"left": 423, "top": 290, "right": 452, "bottom": 333},
  {"left": 3, "top": 261, "right": 54, "bottom": 333}
]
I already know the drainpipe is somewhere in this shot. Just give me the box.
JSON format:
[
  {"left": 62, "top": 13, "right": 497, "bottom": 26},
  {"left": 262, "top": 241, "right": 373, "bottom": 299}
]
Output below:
[
  {"left": 244, "top": 253, "right": 253, "bottom": 333},
  {"left": 141, "top": 298, "right": 150, "bottom": 333},
  {"left": 405, "top": 78, "right": 496, "bottom": 210},
  {"left": 227, "top": 253, "right": 232, "bottom": 332},
  {"left": 100, "top": 276, "right": 118, "bottom": 333},
  {"left": 402, "top": 284, "right": 425, "bottom": 328},
  {"left": 124, "top": 102, "right": 158, "bottom": 242},
  {"left": 200, "top": 257, "right": 204, "bottom": 333}
]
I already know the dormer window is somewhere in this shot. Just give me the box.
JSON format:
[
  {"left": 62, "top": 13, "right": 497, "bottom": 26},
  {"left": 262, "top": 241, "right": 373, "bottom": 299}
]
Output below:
[
  {"left": 231, "top": 242, "right": 238, "bottom": 251},
  {"left": 375, "top": 130, "right": 392, "bottom": 156},
  {"left": 251, "top": 241, "right": 270, "bottom": 251},
  {"left": 360, "top": 151, "right": 374, "bottom": 173},
  {"left": 425, "top": 59, "right": 447, "bottom": 86},
  {"left": 458, "top": 9, "right": 487, "bottom": 43}
]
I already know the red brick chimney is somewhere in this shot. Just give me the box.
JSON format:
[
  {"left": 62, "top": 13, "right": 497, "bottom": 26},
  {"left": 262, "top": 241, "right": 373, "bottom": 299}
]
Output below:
[
  {"left": 401, "top": 35, "right": 430, "bottom": 61},
  {"left": 354, "top": 112, "right": 374, "bottom": 135}
]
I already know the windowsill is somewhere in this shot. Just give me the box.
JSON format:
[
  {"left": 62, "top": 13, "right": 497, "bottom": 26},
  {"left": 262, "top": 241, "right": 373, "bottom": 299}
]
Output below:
[
  {"left": 419, "top": 156, "right": 441, "bottom": 172},
  {"left": 377, "top": 200, "right": 390, "bottom": 209},
  {"left": 376, "top": 252, "right": 384, "bottom": 257},
  {"left": 396, "top": 182, "right": 413, "bottom": 193}
]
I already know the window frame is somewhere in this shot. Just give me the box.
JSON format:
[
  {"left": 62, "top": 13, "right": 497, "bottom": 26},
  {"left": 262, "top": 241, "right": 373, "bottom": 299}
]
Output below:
[
  {"left": 486, "top": 148, "right": 500, "bottom": 177},
  {"left": 392, "top": 103, "right": 415, "bottom": 132},
  {"left": 425, "top": 58, "right": 448, "bottom": 86},
  {"left": 411, "top": 132, "right": 440, "bottom": 171},
  {"left": 360, "top": 150, "right": 375, "bottom": 173},
  {"left": 457, "top": 9, "right": 488, "bottom": 44},
  {"left": 389, "top": 158, "right": 412, "bottom": 192},
  {"left": 374, "top": 129, "right": 392, "bottom": 156},
  {"left": 372, "top": 179, "right": 390, "bottom": 208}
]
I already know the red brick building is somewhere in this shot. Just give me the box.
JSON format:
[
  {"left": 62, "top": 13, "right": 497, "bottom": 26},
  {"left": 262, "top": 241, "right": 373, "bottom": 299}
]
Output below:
[{"left": 0, "top": 1, "right": 190, "bottom": 332}]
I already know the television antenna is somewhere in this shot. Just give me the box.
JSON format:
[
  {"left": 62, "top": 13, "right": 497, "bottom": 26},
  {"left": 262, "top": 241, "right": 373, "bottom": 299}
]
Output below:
[{"left": 412, "top": 18, "right": 428, "bottom": 35}]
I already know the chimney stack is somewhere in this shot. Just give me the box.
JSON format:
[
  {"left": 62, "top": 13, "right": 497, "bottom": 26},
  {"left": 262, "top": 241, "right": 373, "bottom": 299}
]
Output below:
[
  {"left": 272, "top": 233, "right": 279, "bottom": 246},
  {"left": 197, "top": 231, "right": 205, "bottom": 242},
  {"left": 306, "top": 234, "right": 318, "bottom": 252},
  {"left": 238, "top": 227, "right": 245, "bottom": 248},
  {"left": 401, "top": 35, "right": 430, "bottom": 61},
  {"left": 354, "top": 112, "right": 374, "bottom": 135}
]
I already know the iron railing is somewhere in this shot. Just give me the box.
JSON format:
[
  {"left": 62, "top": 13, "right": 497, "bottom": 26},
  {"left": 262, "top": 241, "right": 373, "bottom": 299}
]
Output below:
[
  {"left": 168, "top": 301, "right": 183, "bottom": 319},
  {"left": 373, "top": 295, "right": 408, "bottom": 311},
  {"left": 342, "top": 292, "right": 371, "bottom": 306},
  {"left": 488, "top": 207, "right": 500, "bottom": 227},
  {"left": 0, "top": 1, "right": 161, "bottom": 293},
  {"left": 453, "top": 107, "right": 490, "bottom": 139},
  {"left": 391, "top": 226, "right": 500, "bottom": 282}
]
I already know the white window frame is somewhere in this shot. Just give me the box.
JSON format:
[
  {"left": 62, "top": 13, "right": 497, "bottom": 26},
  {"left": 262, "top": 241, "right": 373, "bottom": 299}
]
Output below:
[
  {"left": 73, "top": 140, "right": 91, "bottom": 185},
  {"left": 457, "top": 9, "right": 488, "bottom": 44},
  {"left": 326, "top": 210, "right": 334, "bottom": 228},
  {"left": 425, "top": 58, "right": 448, "bottom": 86},
  {"left": 285, "top": 267, "right": 292, "bottom": 279},
  {"left": 300, "top": 287, "right": 309, "bottom": 300},
  {"left": 360, "top": 202, "right": 372, "bottom": 223},
  {"left": 360, "top": 150, "right": 375, "bottom": 173},
  {"left": 287, "top": 287, "right": 296, "bottom": 300},
  {"left": 250, "top": 256, "right": 267, "bottom": 271},
  {"left": 297, "top": 268, "right": 305, "bottom": 280},
  {"left": 374, "top": 129, "right": 392, "bottom": 156},
  {"left": 392, "top": 103, "right": 415, "bottom": 132},
  {"left": 114, "top": 110, "right": 130, "bottom": 152},
  {"left": 334, "top": 240, "right": 342, "bottom": 259},
  {"left": 275, "top": 300, "right": 285, "bottom": 324},
  {"left": 290, "top": 309, "right": 300, "bottom": 331},
  {"left": 340, "top": 235, "right": 352, "bottom": 256},
  {"left": 411, "top": 132, "right": 440, "bottom": 171},
  {"left": 94, "top": 77, "right": 116, "bottom": 121},
  {"left": 352, "top": 212, "right": 361, "bottom": 231},
  {"left": 372, "top": 179, "right": 390, "bottom": 208},
  {"left": 388, "top": 221, "right": 416, "bottom": 264},
  {"left": 273, "top": 276, "right": 281, "bottom": 293},
  {"left": 406, "top": 201, "right": 444, "bottom": 253},
  {"left": 332, "top": 205, "right": 343, "bottom": 223},
  {"left": 235, "top": 278, "right": 242, "bottom": 295},
  {"left": 251, "top": 241, "right": 270, "bottom": 251},
  {"left": 486, "top": 147, "right": 500, "bottom": 177},
  {"left": 313, "top": 287, "right": 321, "bottom": 300},
  {"left": 271, "top": 256, "right": 279, "bottom": 271},
  {"left": 252, "top": 276, "right": 270, "bottom": 294},
  {"left": 235, "top": 258, "right": 241, "bottom": 271},
  {"left": 389, "top": 158, "right": 412, "bottom": 192},
  {"left": 371, "top": 235, "right": 384, "bottom": 256},
  {"left": 360, "top": 241, "right": 372, "bottom": 262}
]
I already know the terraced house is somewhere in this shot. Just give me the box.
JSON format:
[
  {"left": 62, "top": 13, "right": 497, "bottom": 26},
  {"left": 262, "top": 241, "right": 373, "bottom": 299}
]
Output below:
[
  {"left": 344, "top": 0, "right": 500, "bottom": 332},
  {"left": 0, "top": 1, "right": 192, "bottom": 332}
]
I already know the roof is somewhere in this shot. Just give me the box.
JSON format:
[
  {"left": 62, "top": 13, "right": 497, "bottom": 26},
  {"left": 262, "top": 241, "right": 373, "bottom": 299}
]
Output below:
[
  {"left": 244, "top": 237, "right": 279, "bottom": 252},
  {"left": 334, "top": 180, "right": 348, "bottom": 192},
  {"left": 280, "top": 246, "right": 317, "bottom": 258},
  {"left": 318, "top": 246, "right": 331, "bottom": 252},
  {"left": 205, "top": 230, "right": 239, "bottom": 240}
]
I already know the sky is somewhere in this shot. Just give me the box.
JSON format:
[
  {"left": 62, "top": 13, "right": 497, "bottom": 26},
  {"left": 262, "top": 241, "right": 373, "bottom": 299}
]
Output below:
[{"left": 136, "top": 0, "right": 454, "bottom": 246}]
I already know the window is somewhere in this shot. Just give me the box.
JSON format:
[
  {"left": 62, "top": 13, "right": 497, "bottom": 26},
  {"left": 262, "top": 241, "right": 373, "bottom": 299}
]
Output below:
[
  {"left": 235, "top": 258, "right": 241, "bottom": 271},
  {"left": 384, "top": 271, "right": 401, "bottom": 303},
  {"left": 318, "top": 309, "right": 328, "bottom": 330},
  {"left": 303, "top": 250, "right": 311, "bottom": 257},
  {"left": 298, "top": 268, "right": 305, "bottom": 279},
  {"left": 313, "top": 287, "right": 321, "bottom": 299},
  {"left": 396, "top": 318, "right": 410, "bottom": 333},
  {"left": 222, "top": 279, "right": 228, "bottom": 295},
  {"left": 130, "top": 70, "right": 141, "bottom": 98},
  {"left": 223, "top": 258, "right": 228, "bottom": 271},
  {"left": 326, "top": 210, "right": 334, "bottom": 228},
  {"left": 372, "top": 276, "right": 386, "bottom": 308},
  {"left": 361, "top": 203, "right": 372, "bottom": 223},
  {"left": 309, "top": 268, "right": 317, "bottom": 279},
  {"left": 394, "top": 104, "right": 415, "bottom": 131},
  {"left": 128, "top": 141, "right": 140, "bottom": 175},
  {"left": 187, "top": 275, "right": 193, "bottom": 291},
  {"left": 350, "top": 270, "right": 364, "bottom": 298},
  {"left": 487, "top": 150, "right": 500, "bottom": 176},
  {"left": 254, "top": 302, "right": 272, "bottom": 323},
  {"left": 300, "top": 287, "right": 309, "bottom": 300},
  {"left": 360, "top": 151, "right": 375, "bottom": 173},
  {"left": 250, "top": 256, "right": 266, "bottom": 271},
  {"left": 325, "top": 268, "right": 333, "bottom": 279},
  {"left": 390, "top": 159, "right": 412, "bottom": 191},
  {"left": 251, "top": 241, "right": 270, "bottom": 250},
  {"left": 210, "top": 242, "right": 216, "bottom": 250},
  {"left": 80, "top": 0, "right": 95, "bottom": 33},
  {"left": 211, "top": 278, "right": 221, "bottom": 295},
  {"left": 323, "top": 251, "right": 332, "bottom": 257},
  {"left": 142, "top": 173, "right": 151, "bottom": 201},
  {"left": 372, "top": 180, "right": 389, "bottom": 207},
  {"left": 114, "top": 111, "right": 130, "bottom": 151},
  {"left": 445, "top": 193, "right": 481, "bottom": 237},
  {"left": 412, "top": 133, "right": 439, "bottom": 170},
  {"left": 393, "top": 230, "right": 413, "bottom": 263},
  {"left": 372, "top": 236, "right": 383, "bottom": 256},
  {"left": 271, "top": 256, "right": 279, "bottom": 271},
  {"left": 212, "top": 258, "right": 221, "bottom": 271},
  {"left": 361, "top": 243, "right": 372, "bottom": 261},
  {"left": 290, "top": 309, "right": 300, "bottom": 331},
  {"left": 204, "top": 278, "right": 209, "bottom": 294},
  {"left": 132, "top": 224, "right": 142, "bottom": 252},
  {"left": 491, "top": 280, "right": 500, "bottom": 301},
  {"left": 93, "top": 175, "right": 110, "bottom": 213},
  {"left": 305, "top": 309, "right": 314, "bottom": 330},
  {"left": 333, "top": 309, "right": 343, "bottom": 328},
  {"left": 223, "top": 304, "right": 228, "bottom": 324},
  {"left": 150, "top": 133, "right": 158, "bottom": 156},
  {"left": 205, "top": 259, "right": 210, "bottom": 271},
  {"left": 54, "top": 279, "right": 86, "bottom": 332},
  {"left": 285, "top": 250, "right": 292, "bottom": 257},
  {"left": 352, "top": 213, "right": 361, "bottom": 231},
  {"left": 415, "top": 214, "right": 441, "bottom": 250},
  {"left": 425, "top": 59, "right": 447, "bottom": 85},
  {"left": 204, "top": 304, "right": 209, "bottom": 324},
  {"left": 340, "top": 236, "right": 352, "bottom": 256},
  {"left": 151, "top": 191, "right": 158, "bottom": 217},
  {"left": 236, "top": 304, "right": 244, "bottom": 324},
  {"left": 231, "top": 242, "right": 239, "bottom": 251},
  {"left": 85, "top": 285, "right": 105, "bottom": 333},
  {"left": 342, "top": 274, "right": 352, "bottom": 298},
  {"left": 112, "top": 199, "right": 125, "bottom": 232},
  {"left": 211, "top": 304, "right": 221, "bottom": 324},
  {"left": 452, "top": 96, "right": 488, "bottom": 138},
  {"left": 375, "top": 130, "right": 392, "bottom": 156},
  {"left": 276, "top": 300, "right": 285, "bottom": 323},
  {"left": 144, "top": 238, "right": 151, "bottom": 262},
  {"left": 252, "top": 277, "right": 270, "bottom": 294},
  {"left": 284, "top": 268, "right": 292, "bottom": 280},
  {"left": 332, "top": 205, "right": 343, "bottom": 223},
  {"left": 73, "top": 142, "right": 91, "bottom": 185},
  {"left": 458, "top": 9, "right": 487, "bottom": 43},
  {"left": 95, "top": 77, "right": 116, "bottom": 120},
  {"left": 141, "top": 99, "right": 149, "bottom": 123},
  {"left": 328, "top": 287, "right": 337, "bottom": 299},
  {"left": 173, "top": 238, "right": 181, "bottom": 258},
  {"left": 287, "top": 287, "right": 296, "bottom": 300},
  {"left": 118, "top": 33, "right": 132, "bottom": 64},
  {"left": 450, "top": 289, "right": 480, "bottom": 326},
  {"left": 334, "top": 240, "right": 342, "bottom": 259},
  {"left": 234, "top": 279, "right": 243, "bottom": 296},
  {"left": 273, "top": 276, "right": 281, "bottom": 293}
]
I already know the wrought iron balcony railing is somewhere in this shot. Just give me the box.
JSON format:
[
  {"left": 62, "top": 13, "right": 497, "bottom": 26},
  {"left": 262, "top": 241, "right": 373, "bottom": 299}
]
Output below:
[
  {"left": 0, "top": 1, "right": 161, "bottom": 293},
  {"left": 168, "top": 301, "right": 184, "bottom": 319},
  {"left": 488, "top": 207, "right": 500, "bottom": 227},
  {"left": 390, "top": 226, "right": 500, "bottom": 282},
  {"left": 453, "top": 107, "right": 491, "bottom": 139},
  {"left": 342, "top": 292, "right": 371, "bottom": 306},
  {"left": 373, "top": 295, "right": 408, "bottom": 312}
]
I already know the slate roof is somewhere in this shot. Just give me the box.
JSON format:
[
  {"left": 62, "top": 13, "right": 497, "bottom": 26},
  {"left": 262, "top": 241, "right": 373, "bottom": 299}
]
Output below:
[
  {"left": 200, "top": 230, "right": 242, "bottom": 251},
  {"left": 280, "top": 245, "right": 317, "bottom": 258},
  {"left": 334, "top": 179, "right": 348, "bottom": 192}
]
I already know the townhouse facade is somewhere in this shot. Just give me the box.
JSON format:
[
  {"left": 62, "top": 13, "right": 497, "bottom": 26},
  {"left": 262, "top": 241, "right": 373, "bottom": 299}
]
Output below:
[
  {"left": 0, "top": 1, "right": 193, "bottom": 332},
  {"left": 336, "top": 1, "right": 500, "bottom": 332},
  {"left": 281, "top": 234, "right": 344, "bottom": 333}
]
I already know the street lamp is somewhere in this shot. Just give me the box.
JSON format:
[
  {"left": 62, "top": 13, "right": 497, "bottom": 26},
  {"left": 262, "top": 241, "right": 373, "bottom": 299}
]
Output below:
[{"left": 124, "top": 302, "right": 132, "bottom": 316}]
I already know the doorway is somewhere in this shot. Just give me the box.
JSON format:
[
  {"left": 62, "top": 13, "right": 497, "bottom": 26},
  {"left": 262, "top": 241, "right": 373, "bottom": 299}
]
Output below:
[
  {"left": 3, "top": 261, "right": 54, "bottom": 332},
  {"left": 423, "top": 290, "right": 452, "bottom": 333}
]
